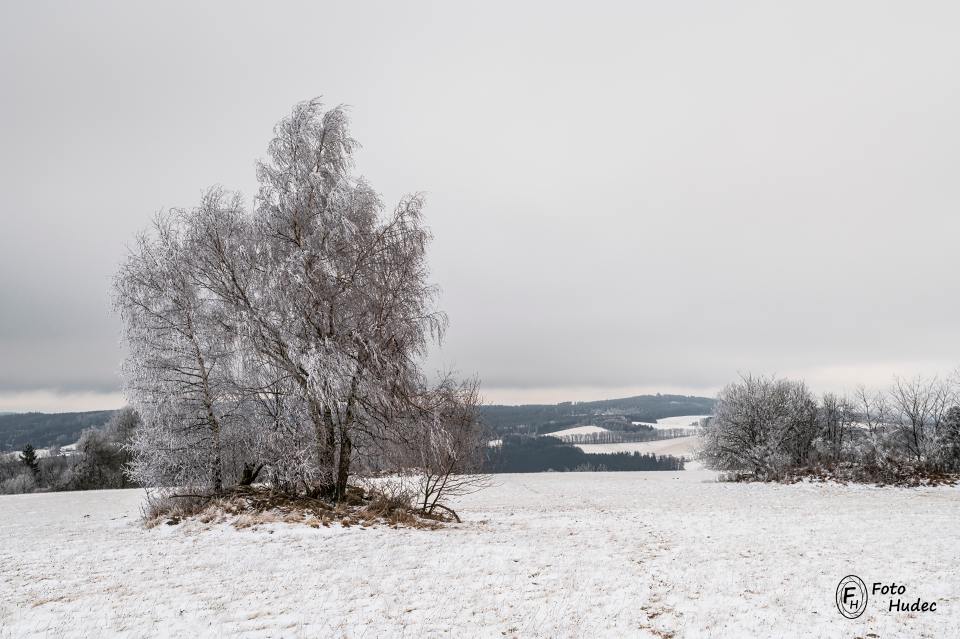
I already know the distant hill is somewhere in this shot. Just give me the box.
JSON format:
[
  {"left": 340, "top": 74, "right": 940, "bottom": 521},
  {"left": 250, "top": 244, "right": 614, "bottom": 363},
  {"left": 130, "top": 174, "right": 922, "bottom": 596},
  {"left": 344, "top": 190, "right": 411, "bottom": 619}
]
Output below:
[
  {"left": 0, "top": 410, "right": 117, "bottom": 451},
  {"left": 0, "top": 393, "right": 715, "bottom": 451},
  {"left": 480, "top": 394, "right": 715, "bottom": 434}
]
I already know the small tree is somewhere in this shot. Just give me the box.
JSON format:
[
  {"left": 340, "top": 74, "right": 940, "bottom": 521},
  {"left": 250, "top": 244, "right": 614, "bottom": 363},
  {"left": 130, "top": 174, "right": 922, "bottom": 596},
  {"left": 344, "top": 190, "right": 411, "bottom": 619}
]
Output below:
[
  {"left": 1, "top": 472, "right": 37, "bottom": 495},
  {"left": 816, "top": 393, "right": 853, "bottom": 462},
  {"left": 409, "top": 377, "right": 488, "bottom": 521},
  {"left": 888, "top": 375, "right": 955, "bottom": 466},
  {"left": 19, "top": 444, "right": 40, "bottom": 480},
  {"left": 68, "top": 409, "right": 140, "bottom": 490},
  {"left": 943, "top": 406, "right": 960, "bottom": 471},
  {"left": 852, "top": 385, "right": 891, "bottom": 467}
]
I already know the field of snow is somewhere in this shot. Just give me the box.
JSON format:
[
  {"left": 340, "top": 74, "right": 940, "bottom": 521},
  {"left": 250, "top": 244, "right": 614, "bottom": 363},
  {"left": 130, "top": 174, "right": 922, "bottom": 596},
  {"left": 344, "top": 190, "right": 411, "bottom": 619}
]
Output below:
[
  {"left": 654, "top": 415, "right": 711, "bottom": 431},
  {"left": 542, "top": 425, "right": 608, "bottom": 437},
  {"left": 571, "top": 416, "right": 706, "bottom": 469},
  {"left": 1, "top": 443, "right": 78, "bottom": 461},
  {"left": 575, "top": 435, "right": 702, "bottom": 468},
  {"left": 2, "top": 472, "right": 958, "bottom": 638}
]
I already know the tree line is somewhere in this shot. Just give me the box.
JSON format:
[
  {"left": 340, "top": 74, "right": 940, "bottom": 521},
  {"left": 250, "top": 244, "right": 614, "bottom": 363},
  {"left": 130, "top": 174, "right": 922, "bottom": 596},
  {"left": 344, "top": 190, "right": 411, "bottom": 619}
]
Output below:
[
  {"left": 491, "top": 435, "right": 685, "bottom": 472},
  {"left": 555, "top": 428, "right": 690, "bottom": 445},
  {"left": 480, "top": 394, "right": 715, "bottom": 434},
  {"left": 0, "top": 409, "right": 139, "bottom": 494},
  {"left": 0, "top": 410, "right": 115, "bottom": 452},
  {"left": 700, "top": 373, "right": 960, "bottom": 481}
]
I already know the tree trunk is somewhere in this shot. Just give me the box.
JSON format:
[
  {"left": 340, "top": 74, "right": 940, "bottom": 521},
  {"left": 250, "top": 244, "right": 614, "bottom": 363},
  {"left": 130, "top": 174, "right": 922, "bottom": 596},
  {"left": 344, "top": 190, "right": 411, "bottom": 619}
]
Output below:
[
  {"left": 210, "top": 448, "right": 223, "bottom": 493},
  {"left": 208, "top": 411, "right": 224, "bottom": 493},
  {"left": 335, "top": 373, "right": 361, "bottom": 501},
  {"left": 307, "top": 400, "right": 337, "bottom": 496},
  {"left": 335, "top": 427, "right": 352, "bottom": 501},
  {"left": 239, "top": 463, "right": 264, "bottom": 486}
]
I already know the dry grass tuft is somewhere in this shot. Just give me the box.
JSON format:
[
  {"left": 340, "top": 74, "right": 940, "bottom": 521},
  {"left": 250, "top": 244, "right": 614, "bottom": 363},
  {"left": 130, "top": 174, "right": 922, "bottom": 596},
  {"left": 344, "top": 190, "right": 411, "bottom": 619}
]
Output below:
[
  {"left": 142, "top": 494, "right": 211, "bottom": 528},
  {"left": 143, "top": 485, "right": 454, "bottom": 531}
]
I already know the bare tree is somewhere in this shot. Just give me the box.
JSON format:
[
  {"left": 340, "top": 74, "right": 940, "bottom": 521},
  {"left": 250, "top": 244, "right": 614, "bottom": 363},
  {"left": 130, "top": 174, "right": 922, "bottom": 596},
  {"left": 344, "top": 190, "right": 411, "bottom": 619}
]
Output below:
[
  {"left": 778, "top": 380, "right": 819, "bottom": 467},
  {"left": 818, "top": 393, "right": 854, "bottom": 461},
  {"left": 943, "top": 406, "right": 960, "bottom": 470},
  {"left": 409, "top": 377, "right": 488, "bottom": 521},
  {"left": 851, "top": 385, "right": 892, "bottom": 466},
  {"left": 887, "top": 375, "right": 954, "bottom": 464}
]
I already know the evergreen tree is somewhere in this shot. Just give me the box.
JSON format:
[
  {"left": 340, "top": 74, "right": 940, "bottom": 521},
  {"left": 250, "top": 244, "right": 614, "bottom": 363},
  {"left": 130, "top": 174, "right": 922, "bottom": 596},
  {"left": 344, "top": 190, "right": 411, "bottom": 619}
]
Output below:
[{"left": 19, "top": 444, "right": 40, "bottom": 479}]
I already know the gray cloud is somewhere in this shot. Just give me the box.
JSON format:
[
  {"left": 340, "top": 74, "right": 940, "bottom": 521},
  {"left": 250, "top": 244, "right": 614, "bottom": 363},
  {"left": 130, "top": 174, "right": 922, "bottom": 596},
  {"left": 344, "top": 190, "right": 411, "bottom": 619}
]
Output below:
[{"left": 3, "top": 1, "right": 960, "bottom": 409}]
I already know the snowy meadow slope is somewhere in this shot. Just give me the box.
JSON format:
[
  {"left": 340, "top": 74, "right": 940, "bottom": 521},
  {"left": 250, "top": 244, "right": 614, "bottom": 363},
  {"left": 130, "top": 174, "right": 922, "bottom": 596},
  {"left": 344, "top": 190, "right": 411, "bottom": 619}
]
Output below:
[
  {"left": 574, "top": 435, "right": 700, "bottom": 458},
  {"left": 549, "top": 415, "right": 707, "bottom": 469},
  {"left": 2, "top": 472, "right": 958, "bottom": 638}
]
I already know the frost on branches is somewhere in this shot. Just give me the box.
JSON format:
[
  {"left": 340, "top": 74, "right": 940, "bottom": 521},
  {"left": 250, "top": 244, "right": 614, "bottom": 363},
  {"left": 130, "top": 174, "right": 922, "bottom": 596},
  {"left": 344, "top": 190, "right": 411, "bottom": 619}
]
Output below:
[
  {"left": 114, "top": 99, "right": 485, "bottom": 508},
  {"left": 699, "top": 373, "right": 960, "bottom": 482}
]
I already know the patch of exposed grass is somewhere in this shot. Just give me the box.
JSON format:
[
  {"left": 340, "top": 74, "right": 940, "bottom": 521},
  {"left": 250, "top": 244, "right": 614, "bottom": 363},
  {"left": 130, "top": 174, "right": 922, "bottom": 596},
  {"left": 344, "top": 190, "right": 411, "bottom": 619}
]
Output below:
[{"left": 143, "top": 485, "right": 453, "bottom": 530}]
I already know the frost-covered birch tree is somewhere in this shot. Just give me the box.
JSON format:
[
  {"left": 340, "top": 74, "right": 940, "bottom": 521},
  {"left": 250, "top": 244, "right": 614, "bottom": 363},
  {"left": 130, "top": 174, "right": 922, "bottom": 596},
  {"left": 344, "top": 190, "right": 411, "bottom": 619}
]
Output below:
[
  {"left": 115, "top": 211, "right": 240, "bottom": 492},
  {"left": 115, "top": 98, "right": 460, "bottom": 500}
]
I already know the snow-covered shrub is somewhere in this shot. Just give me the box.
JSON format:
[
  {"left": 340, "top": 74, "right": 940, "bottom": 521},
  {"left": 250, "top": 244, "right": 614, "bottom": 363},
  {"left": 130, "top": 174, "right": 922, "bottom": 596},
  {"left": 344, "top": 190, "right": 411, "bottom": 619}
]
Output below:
[
  {"left": 700, "top": 375, "right": 817, "bottom": 479},
  {"left": 702, "top": 372, "right": 960, "bottom": 482},
  {"left": 405, "top": 378, "right": 488, "bottom": 521},
  {"left": 940, "top": 407, "right": 960, "bottom": 471},
  {"left": 68, "top": 409, "right": 138, "bottom": 490},
  {"left": 1, "top": 471, "right": 37, "bottom": 494},
  {"left": 886, "top": 375, "right": 955, "bottom": 466}
]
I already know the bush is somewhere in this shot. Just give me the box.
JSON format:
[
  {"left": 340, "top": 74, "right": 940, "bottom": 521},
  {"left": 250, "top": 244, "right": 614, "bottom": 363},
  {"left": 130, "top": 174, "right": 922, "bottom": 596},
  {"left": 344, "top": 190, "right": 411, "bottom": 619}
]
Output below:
[
  {"left": 65, "top": 409, "right": 138, "bottom": 490},
  {"left": 701, "top": 373, "right": 960, "bottom": 483},
  {"left": 1, "top": 472, "right": 37, "bottom": 494}
]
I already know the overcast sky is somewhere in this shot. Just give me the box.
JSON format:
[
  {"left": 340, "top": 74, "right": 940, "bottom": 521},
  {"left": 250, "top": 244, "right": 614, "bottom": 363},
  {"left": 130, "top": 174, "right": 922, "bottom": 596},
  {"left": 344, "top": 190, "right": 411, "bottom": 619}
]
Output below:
[{"left": 2, "top": 1, "right": 960, "bottom": 412}]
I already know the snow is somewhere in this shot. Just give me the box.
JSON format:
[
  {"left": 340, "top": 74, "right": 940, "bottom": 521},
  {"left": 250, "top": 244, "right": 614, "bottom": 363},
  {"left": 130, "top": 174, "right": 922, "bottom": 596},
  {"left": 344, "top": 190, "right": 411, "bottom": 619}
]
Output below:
[
  {"left": 576, "top": 435, "right": 698, "bottom": 457},
  {"left": 542, "top": 425, "right": 608, "bottom": 437},
  {"left": 542, "top": 416, "right": 710, "bottom": 442},
  {"left": 2, "top": 474, "right": 958, "bottom": 638},
  {"left": 654, "top": 415, "right": 711, "bottom": 431},
  {"left": 575, "top": 435, "right": 703, "bottom": 469},
  {"left": 0, "top": 443, "right": 79, "bottom": 461}
]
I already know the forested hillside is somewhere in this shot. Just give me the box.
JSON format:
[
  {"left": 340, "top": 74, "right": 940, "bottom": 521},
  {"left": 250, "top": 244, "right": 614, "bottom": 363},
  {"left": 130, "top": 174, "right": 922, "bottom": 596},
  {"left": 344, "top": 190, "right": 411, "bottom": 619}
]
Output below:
[
  {"left": 490, "top": 435, "right": 685, "bottom": 472},
  {"left": 481, "top": 394, "right": 714, "bottom": 434},
  {"left": 0, "top": 411, "right": 116, "bottom": 451},
  {"left": 0, "top": 393, "right": 715, "bottom": 452}
]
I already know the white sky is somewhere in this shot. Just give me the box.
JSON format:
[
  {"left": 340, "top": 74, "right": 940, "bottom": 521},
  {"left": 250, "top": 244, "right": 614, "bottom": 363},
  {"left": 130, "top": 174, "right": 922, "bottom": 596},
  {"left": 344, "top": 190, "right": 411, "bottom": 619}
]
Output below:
[{"left": 2, "top": 1, "right": 960, "bottom": 411}]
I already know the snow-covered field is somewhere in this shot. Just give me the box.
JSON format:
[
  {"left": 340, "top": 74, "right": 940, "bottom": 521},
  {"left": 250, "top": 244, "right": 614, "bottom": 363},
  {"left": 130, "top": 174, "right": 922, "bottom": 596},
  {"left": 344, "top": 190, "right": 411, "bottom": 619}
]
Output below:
[
  {"left": 653, "top": 415, "right": 711, "bottom": 431},
  {"left": 2, "top": 472, "right": 958, "bottom": 638},
  {"left": 548, "top": 416, "right": 710, "bottom": 440},
  {"left": 575, "top": 435, "right": 702, "bottom": 468},
  {"left": 0, "top": 442, "right": 79, "bottom": 461},
  {"left": 565, "top": 415, "right": 706, "bottom": 469},
  {"left": 0, "top": 443, "right": 78, "bottom": 462},
  {"left": 542, "top": 425, "right": 608, "bottom": 437}
]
